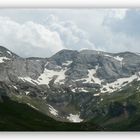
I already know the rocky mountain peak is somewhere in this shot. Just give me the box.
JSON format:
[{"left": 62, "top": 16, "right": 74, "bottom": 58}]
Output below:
[
  {"left": 0, "top": 46, "right": 140, "bottom": 123},
  {"left": 0, "top": 46, "right": 19, "bottom": 59},
  {"left": 50, "top": 49, "right": 78, "bottom": 64}
]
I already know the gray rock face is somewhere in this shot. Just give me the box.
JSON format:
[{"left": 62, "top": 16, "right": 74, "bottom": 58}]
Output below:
[
  {"left": 0, "top": 46, "right": 140, "bottom": 122},
  {"left": 50, "top": 49, "right": 78, "bottom": 64}
]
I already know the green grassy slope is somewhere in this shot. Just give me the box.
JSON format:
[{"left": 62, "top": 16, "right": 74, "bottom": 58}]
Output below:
[
  {"left": 0, "top": 95, "right": 101, "bottom": 131},
  {"left": 1, "top": 80, "right": 140, "bottom": 131},
  {"left": 89, "top": 81, "right": 140, "bottom": 131}
]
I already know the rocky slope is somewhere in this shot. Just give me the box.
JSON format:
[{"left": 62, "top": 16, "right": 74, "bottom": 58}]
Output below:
[{"left": 0, "top": 46, "right": 140, "bottom": 124}]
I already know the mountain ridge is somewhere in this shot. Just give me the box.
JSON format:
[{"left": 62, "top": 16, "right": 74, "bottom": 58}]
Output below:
[{"left": 0, "top": 45, "right": 140, "bottom": 126}]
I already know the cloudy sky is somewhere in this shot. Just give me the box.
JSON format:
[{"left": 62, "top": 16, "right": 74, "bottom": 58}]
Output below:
[{"left": 0, "top": 8, "right": 139, "bottom": 58}]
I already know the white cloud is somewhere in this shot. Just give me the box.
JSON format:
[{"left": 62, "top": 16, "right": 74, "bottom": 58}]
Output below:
[
  {"left": 0, "top": 14, "right": 97, "bottom": 57},
  {"left": 104, "top": 9, "right": 140, "bottom": 37},
  {"left": 0, "top": 16, "right": 65, "bottom": 57},
  {"left": 76, "top": 9, "right": 140, "bottom": 54},
  {"left": 0, "top": 9, "right": 140, "bottom": 57},
  {"left": 101, "top": 9, "right": 140, "bottom": 53},
  {"left": 46, "top": 15, "right": 96, "bottom": 51}
]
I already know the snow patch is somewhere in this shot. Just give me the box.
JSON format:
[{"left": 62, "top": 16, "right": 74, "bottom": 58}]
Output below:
[
  {"left": 27, "top": 103, "right": 39, "bottom": 110},
  {"left": 48, "top": 105, "right": 58, "bottom": 116},
  {"left": 37, "top": 68, "right": 67, "bottom": 85},
  {"left": 71, "top": 88, "right": 88, "bottom": 93},
  {"left": 104, "top": 54, "right": 123, "bottom": 62},
  {"left": 62, "top": 61, "right": 73, "bottom": 66},
  {"left": 18, "top": 77, "right": 38, "bottom": 85},
  {"left": 79, "top": 88, "right": 88, "bottom": 92},
  {"left": 42, "top": 96, "right": 47, "bottom": 100},
  {"left": 67, "top": 113, "right": 83, "bottom": 123},
  {"left": 25, "top": 91, "right": 30, "bottom": 95},
  {"left": 137, "top": 72, "right": 140, "bottom": 81},
  {"left": 75, "top": 66, "right": 102, "bottom": 85},
  {"left": 0, "top": 57, "right": 10, "bottom": 63},
  {"left": 101, "top": 73, "right": 140, "bottom": 93},
  {"left": 85, "top": 69, "right": 102, "bottom": 84},
  {"left": 104, "top": 54, "right": 112, "bottom": 58},
  {"left": 7, "top": 51, "right": 12, "bottom": 56},
  {"left": 94, "top": 93, "right": 100, "bottom": 96},
  {"left": 18, "top": 67, "right": 68, "bottom": 86},
  {"left": 13, "top": 85, "right": 17, "bottom": 90},
  {"left": 44, "top": 61, "right": 49, "bottom": 67},
  {"left": 101, "top": 98, "right": 103, "bottom": 101},
  {"left": 114, "top": 56, "right": 124, "bottom": 61},
  {"left": 71, "top": 89, "right": 76, "bottom": 92},
  {"left": 36, "top": 60, "right": 40, "bottom": 62}
]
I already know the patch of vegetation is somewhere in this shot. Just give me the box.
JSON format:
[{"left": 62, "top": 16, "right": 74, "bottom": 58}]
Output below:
[{"left": 0, "top": 95, "right": 101, "bottom": 131}]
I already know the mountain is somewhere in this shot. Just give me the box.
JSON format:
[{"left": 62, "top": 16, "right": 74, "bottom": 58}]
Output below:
[
  {"left": 0, "top": 93, "right": 101, "bottom": 131},
  {"left": 0, "top": 46, "right": 140, "bottom": 130}
]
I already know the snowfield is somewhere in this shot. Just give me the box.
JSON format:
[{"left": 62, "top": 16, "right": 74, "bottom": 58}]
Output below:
[
  {"left": 62, "top": 61, "right": 73, "bottom": 66},
  {"left": 18, "top": 62, "right": 140, "bottom": 96},
  {"left": 67, "top": 113, "right": 83, "bottom": 123},
  {"left": 75, "top": 66, "right": 102, "bottom": 85},
  {"left": 37, "top": 68, "right": 67, "bottom": 85},
  {"left": 101, "top": 73, "right": 140, "bottom": 93},
  {"left": 104, "top": 54, "right": 124, "bottom": 62},
  {"left": 0, "top": 57, "right": 10, "bottom": 63},
  {"left": 18, "top": 77, "right": 38, "bottom": 85},
  {"left": 27, "top": 103, "right": 39, "bottom": 110},
  {"left": 48, "top": 105, "right": 58, "bottom": 116},
  {"left": 114, "top": 56, "right": 124, "bottom": 61},
  {"left": 18, "top": 67, "right": 68, "bottom": 86}
]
